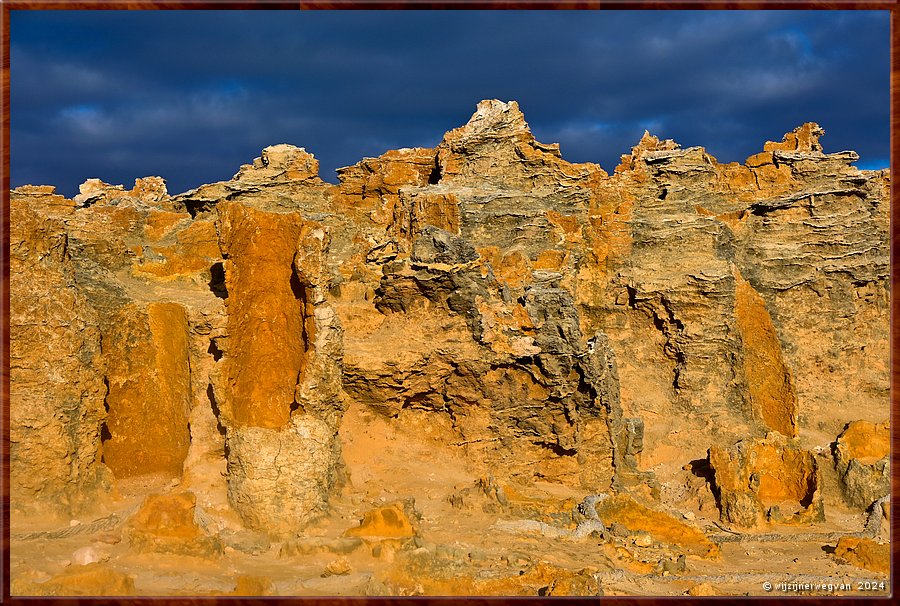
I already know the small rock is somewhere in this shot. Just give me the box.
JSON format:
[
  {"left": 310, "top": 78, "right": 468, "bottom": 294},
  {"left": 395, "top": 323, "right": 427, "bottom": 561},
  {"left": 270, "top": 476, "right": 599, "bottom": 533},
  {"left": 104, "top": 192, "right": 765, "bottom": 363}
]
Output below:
[
  {"left": 28, "top": 563, "right": 135, "bottom": 596},
  {"left": 833, "top": 537, "right": 889, "bottom": 574},
  {"left": 69, "top": 520, "right": 81, "bottom": 527},
  {"left": 834, "top": 420, "right": 890, "bottom": 510},
  {"left": 72, "top": 546, "right": 108, "bottom": 566},
  {"left": 322, "top": 557, "right": 352, "bottom": 577},
  {"left": 633, "top": 533, "right": 653, "bottom": 548},
  {"left": 344, "top": 502, "right": 417, "bottom": 539},
  {"left": 231, "top": 575, "right": 276, "bottom": 596},
  {"left": 278, "top": 536, "right": 363, "bottom": 558},
  {"left": 682, "top": 511, "right": 695, "bottom": 521},
  {"left": 219, "top": 529, "right": 271, "bottom": 555},
  {"left": 125, "top": 492, "right": 222, "bottom": 558},
  {"left": 688, "top": 582, "right": 718, "bottom": 596},
  {"left": 468, "top": 548, "right": 488, "bottom": 561},
  {"left": 95, "top": 533, "right": 121, "bottom": 545}
]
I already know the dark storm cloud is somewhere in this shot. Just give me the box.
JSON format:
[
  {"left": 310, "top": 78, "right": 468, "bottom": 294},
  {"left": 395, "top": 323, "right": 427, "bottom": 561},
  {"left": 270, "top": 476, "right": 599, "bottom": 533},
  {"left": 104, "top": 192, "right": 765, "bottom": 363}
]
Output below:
[{"left": 10, "top": 10, "right": 889, "bottom": 197}]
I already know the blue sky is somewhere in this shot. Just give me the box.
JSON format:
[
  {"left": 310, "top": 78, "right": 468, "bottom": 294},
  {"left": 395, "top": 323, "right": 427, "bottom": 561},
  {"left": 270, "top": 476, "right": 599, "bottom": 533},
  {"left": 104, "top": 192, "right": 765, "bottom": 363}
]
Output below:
[{"left": 10, "top": 10, "right": 890, "bottom": 197}]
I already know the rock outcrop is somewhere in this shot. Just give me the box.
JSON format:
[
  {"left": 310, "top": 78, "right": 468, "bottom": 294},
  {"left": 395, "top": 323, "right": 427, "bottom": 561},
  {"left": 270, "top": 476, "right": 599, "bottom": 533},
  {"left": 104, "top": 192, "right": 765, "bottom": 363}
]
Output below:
[
  {"left": 833, "top": 420, "right": 890, "bottom": 509},
  {"left": 708, "top": 436, "right": 823, "bottom": 528},
  {"left": 214, "top": 201, "right": 345, "bottom": 535},
  {"left": 9, "top": 100, "right": 889, "bottom": 596}
]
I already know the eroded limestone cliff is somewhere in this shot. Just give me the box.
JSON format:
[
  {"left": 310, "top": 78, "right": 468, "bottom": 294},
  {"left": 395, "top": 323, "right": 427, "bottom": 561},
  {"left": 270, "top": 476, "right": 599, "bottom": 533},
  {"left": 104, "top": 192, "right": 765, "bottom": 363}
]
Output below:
[{"left": 9, "top": 100, "right": 890, "bottom": 596}]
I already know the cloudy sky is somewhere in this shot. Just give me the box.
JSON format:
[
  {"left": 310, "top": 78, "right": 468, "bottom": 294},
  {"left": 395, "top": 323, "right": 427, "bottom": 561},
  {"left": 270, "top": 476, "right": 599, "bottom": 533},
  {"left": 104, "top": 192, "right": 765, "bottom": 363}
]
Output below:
[{"left": 11, "top": 10, "right": 889, "bottom": 197}]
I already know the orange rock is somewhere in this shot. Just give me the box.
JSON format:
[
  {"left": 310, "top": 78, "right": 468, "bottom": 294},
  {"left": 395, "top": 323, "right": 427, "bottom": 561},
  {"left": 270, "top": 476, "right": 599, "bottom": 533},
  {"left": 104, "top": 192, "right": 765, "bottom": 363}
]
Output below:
[
  {"left": 733, "top": 270, "right": 798, "bottom": 437},
  {"left": 387, "top": 557, "right": 600, "bottom": 596},
  {"left": 9, "top": 195, "right": 109, "bottom": 511},
  {"left": 335, "top": 146, "right": 436, "bottom": 233},
  {"left": 230, "top": 575, "right": 277, "bottom": 596},
  {"left": 406, "top": 191, "right": 461, "bottom": 238},
  {"left": 102, "top": 302, "right": 192, "bottom": 478},
  {"left": 142, "top": 210, "right": 188, "bottom": 241},
  {"left": 546, "top": 210, "right": 583, "bottom": 243},
  {"left": 709, "top": 437, "right": 822, "bottom": 528},
  {"left": 213, "top": 201, "right": 344, "bottom": 536},
  {"left": 688, "top": 582, "right": 718, "bottom": 596},
  {"left": 614, "top": 130, "right": 679, "bottom": 175},
  {"left": 833, "top": 537, "right": 889, "bottom": 574},
  {"left": 836, "top": 420, "right": 890, "bottom": 464},
  {"left": 745, "top": 151, "right": 774, "bottom": 168},
  {"left": 834, "top": 420, "right": 890, "bottom": 509},
  {"left": 594, "top": 494, "right": 719, "bottom": 558},
  {"left": 129, "top": 176, "right": 169, "bottom": 203},
  {"left": 135, "top": 218, "right": 220, "bottom": 279},
  {"left": 234, "top": 144, "right": 324, "bottom": 185},
  {"left": 12, "top": 184, "right": 59, "bottom": 195},
  {"left": 216, "top": 202, "right": 316, "bottom": 429},
  {"left": 597, "top": 542, "right": 656, "bottom": 574},
  {"left": 533, "top": 248, "right": 567, "bottom": 271},
  {"left": 763, "top": 123, "right": 824, "bottom": 153},
  {"left": 344, "top": 503, "right": 417, "bottom": 539},
  {"left": 436, "top": 100, "right": 604, "bottom": 191},
  {"left": 17, "top": 564, "right": 136, "bottom": 596},
  {"left": 126, "top": 491, "right": 221, "bottom": 558},
  {"left": 588, "top": 183, "right": 633, "bottom": 256},
  {"left": 493, "top": 249, "right": 533, "bottom": 289}
]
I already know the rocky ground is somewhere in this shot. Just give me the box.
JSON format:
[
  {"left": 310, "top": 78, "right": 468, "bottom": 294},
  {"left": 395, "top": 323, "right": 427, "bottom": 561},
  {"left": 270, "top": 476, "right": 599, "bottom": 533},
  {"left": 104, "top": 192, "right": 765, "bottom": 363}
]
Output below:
[{"left": 9, "top": 100, "right": 891, "bottom": 596}]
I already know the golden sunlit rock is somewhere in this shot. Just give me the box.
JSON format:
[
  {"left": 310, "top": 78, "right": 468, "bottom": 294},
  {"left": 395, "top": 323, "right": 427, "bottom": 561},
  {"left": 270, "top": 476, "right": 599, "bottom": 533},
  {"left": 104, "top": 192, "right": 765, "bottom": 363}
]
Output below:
[{"left": 9, "top": 101, "right": 888, "bottom": 596}]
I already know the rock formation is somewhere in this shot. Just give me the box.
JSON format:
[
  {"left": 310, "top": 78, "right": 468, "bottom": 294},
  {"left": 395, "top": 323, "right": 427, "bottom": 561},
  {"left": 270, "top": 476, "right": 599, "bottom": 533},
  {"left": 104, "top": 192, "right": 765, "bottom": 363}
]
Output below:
[{"left": 9, "top": 100, "right": 890, "bottom": 596}]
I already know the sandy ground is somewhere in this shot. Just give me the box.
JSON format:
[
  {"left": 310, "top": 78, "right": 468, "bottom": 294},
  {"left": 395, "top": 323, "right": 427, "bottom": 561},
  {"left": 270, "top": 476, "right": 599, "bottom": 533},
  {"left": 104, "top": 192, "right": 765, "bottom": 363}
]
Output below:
[{"left": 10, "top": 403, "right": 891, "bottom": 597}]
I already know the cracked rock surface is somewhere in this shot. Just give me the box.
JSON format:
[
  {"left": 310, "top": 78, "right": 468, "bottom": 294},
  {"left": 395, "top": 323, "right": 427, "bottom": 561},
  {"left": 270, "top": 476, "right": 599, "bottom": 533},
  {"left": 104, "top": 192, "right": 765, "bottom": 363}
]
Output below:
[{"left": 9, "top": 100, "right": 889, "bottom": 596}]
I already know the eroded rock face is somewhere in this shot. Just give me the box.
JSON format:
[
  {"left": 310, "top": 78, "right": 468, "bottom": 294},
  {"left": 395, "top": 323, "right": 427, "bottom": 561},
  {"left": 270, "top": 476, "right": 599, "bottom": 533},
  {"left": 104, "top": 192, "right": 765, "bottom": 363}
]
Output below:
[
  {"left": 214, "top": 201, "right": 345, "bottom": 535},
  {"left": 833, "top": 537, "right": 890, "bottom": 574},
  {"left": 10, "top": 191, "right": 110, "bottom": 513},
  {"left": 9, "top": 99, "right": 888, "bottom": 556},
  {"left": 125, "top": 492, "right": 222, "bottom": 558},
  {"left": 349, "top": 226, "right": 626, "bottom": 488},
  {"left": 708, "top": 436, "right": 823, "bottom": 528},
  {"left": 102, "top": 302, "right": 192, "bottom": 478},
  {"left": 10, "top": 171, "right": 345, "bottom": 536},
  {"left": 833, "top": 420, "right": 890, "bottom": 509}
]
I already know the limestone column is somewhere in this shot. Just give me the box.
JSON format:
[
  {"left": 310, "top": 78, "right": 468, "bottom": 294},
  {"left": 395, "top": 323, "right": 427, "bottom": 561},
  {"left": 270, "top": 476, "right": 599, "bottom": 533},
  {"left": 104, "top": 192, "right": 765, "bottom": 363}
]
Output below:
[{"left": 215, "top": 201, "right": 344, "bottom": 536}]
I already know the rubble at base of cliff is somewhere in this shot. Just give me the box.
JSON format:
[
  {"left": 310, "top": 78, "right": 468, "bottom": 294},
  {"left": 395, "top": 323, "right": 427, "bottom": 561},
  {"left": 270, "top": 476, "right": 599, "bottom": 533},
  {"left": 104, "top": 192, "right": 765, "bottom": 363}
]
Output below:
[{"left": 9, "top": 100, "right": 890, "bottom": 597}]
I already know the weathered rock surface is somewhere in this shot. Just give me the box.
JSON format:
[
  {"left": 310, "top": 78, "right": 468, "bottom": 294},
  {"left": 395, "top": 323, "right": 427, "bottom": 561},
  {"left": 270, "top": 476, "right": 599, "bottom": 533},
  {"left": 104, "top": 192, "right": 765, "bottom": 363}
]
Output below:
[
  {"left": 10, "top": 190, "right": 110, "bottom": 514},
  {"left": 832, "top": 537, "right": 890, "bottom": 574},
  {"left": 833, "top": 420, "right": 890, "bottom": 509},
  {"left": 708, "top": 436, "right": 823, "bottom": 528},
  {"left": 12, "top": 563, "right": 137, "bottom": 597},
  {"left": 214, "top": 201, "right": 345, "bottom": 535},
  {"left": 125, "top": 491, "right": 222, "bottom": 558},
  {"left": 344, "top": 502, "right": 418, "bottom": 540},
  {"left": 9, "top": 99, "right": 889, "bottom": 596},
  {"left": 591, "top": 494, "right": 719, "bottom": 558}
]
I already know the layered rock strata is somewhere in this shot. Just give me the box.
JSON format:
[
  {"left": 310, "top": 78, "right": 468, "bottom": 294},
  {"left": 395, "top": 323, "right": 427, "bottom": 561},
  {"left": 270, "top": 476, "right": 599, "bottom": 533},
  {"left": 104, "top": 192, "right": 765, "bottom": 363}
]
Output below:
[{"left": 10, "top": 100, "right": 889, "bottom": 546}]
